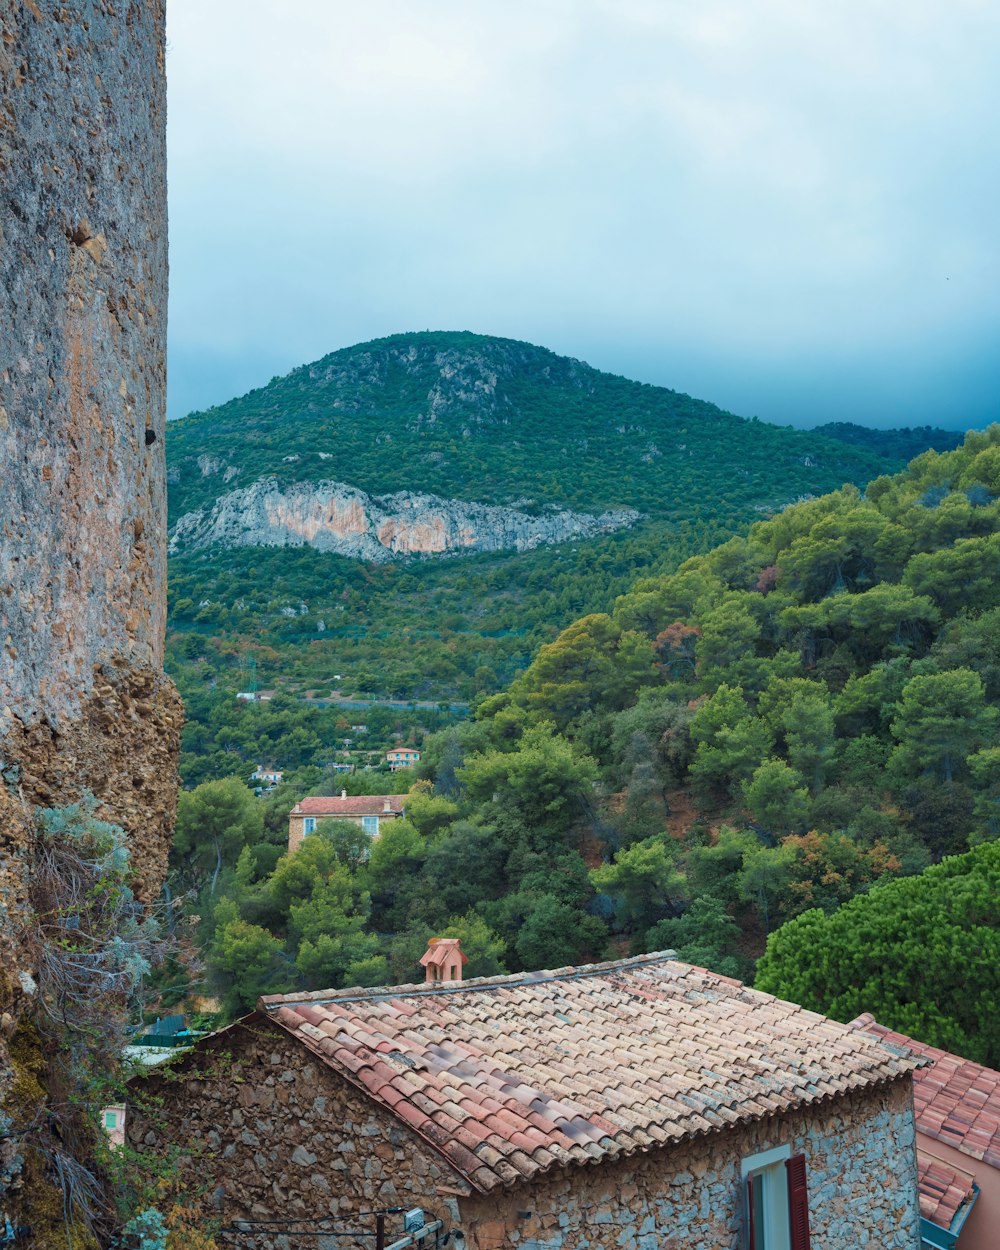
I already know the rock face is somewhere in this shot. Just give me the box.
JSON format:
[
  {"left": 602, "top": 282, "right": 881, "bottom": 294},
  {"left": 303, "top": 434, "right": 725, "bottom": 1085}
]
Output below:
[
  {"left": 169, "top": 478, "right": 640, "bottom": 560},
  {"left": 0, "top": 2, "right": 178, "bottom": 1235}
]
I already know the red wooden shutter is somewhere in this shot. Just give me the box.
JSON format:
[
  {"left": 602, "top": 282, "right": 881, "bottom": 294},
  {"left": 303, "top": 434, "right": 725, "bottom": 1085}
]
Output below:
[
  {"left": 746, "top": 1175, "right": 756, "bottom": 1250},
  {"left": 786, "top": 1154, "right": 811, "bottom": 1250}
]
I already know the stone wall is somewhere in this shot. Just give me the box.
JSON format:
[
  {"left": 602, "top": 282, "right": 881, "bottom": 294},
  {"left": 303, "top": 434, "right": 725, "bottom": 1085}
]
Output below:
[
  {"left": 127, "top": 1018, "right": 472, "bottom": 1246},
  {"left": 0, "top": 0, "right": 177, "bottom": 1237},
  {"left": 458, "top": 1077, "right": 921, "bottom": 1250},
  {"left": 130, "top": 1019, "right": 921, "bottom": 1250}
]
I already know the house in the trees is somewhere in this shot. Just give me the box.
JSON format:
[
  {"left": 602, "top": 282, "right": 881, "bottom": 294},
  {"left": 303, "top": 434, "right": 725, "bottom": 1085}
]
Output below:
[
  {"left": 852, "top": 1013, "right": 999, "bottom": 1250},
  {"left": 251, "top": 766, "right": 283, "bottom": 790},
  {"left": 387, "top": 746, "right": 420, "bottom": 770},
  {"left": 127, "top": 952, "right": 925, "bottom": 1249},
  {"left": 287, "top": 791, "right": 405, "bottom": 854},
  {"left": 252, "top": 766, "right": 283, "bottom": 784}
]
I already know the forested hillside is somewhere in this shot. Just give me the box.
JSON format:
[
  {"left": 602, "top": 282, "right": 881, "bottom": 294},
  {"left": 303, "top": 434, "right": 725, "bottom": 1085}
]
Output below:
[
  {"left": 165, "top": 332, "right": 957, "bottom": 784},
  {"left": 167, "top": 331, "right": 900, "bottom": 522},
  {"left": 168, "top": 429, "right": 1000, "bottom": 1058}
]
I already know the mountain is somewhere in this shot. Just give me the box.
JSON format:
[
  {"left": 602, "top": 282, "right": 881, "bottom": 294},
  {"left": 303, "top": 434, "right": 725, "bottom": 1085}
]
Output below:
[
  {"left": 164, "top": 331, "right": 969, "bottom": 785},
  {"left": 812, "top": 421, "right": 965, "bottom": 461},
  {"left": 168, "top": 330, "right": 909, "bottom": 541}
]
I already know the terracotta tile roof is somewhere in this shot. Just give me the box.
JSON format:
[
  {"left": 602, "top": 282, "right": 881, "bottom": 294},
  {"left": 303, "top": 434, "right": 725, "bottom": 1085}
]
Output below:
[
  {"left": 260, "top": 953, "right": 922, "bottom": 1194},
  {"left": 419, "top": 939, "right": 468, "bottom": 968},
  {"left": 292, "top": 795, "right": 405, "bottom": 817},
  {"left": 850, "top": 1014, "right": 1000, "bottom": 1168},
  {"left": 916, "top": 1151, "right": 977, "bottom": 1229}
]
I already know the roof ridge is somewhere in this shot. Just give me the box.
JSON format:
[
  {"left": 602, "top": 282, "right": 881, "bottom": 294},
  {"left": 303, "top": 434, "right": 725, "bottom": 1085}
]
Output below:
[
  {"left": 848, "top": 1014, "right": 961, "bottom": 1067},
  {"left": 259, "top": 949, "right": 680, "bottom": 1010}
]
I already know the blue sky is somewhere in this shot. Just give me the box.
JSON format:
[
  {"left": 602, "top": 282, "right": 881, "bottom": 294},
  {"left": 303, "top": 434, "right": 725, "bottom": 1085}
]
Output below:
[{"left": 166, "top": 0, "right": 1000, "bottom": 430}]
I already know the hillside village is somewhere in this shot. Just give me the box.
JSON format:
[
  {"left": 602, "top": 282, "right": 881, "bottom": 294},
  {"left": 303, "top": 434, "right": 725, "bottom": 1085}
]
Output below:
[{"left": 3, "top": 7, "right": 1000, "bottom": 1250}]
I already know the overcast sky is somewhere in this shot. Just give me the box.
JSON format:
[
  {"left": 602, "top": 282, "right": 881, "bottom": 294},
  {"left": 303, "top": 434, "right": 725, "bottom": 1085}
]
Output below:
[{"left": 166, "top": 0, "right": 999, "bottom": 429}]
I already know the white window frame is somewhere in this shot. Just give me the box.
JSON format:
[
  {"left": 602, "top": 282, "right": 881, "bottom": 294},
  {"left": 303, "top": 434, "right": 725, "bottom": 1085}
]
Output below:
[
  {"left": 741, "top": 1144, "right": 791, "bottom": 1250},
  {"left": 362, "top": 815, "right": 379, "bottom": 836},
  {"left": 303, "top": 817, "right": 316, "bottom": 835}
]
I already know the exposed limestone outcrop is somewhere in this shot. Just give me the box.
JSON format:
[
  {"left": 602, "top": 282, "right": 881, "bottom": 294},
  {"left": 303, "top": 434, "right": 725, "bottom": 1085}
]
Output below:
[
  {"left": 0, "top": 2, "right": 177, "bottom": 1238},
  {"left": 169, "top": 478, "right": 640, "bottom": 560}
]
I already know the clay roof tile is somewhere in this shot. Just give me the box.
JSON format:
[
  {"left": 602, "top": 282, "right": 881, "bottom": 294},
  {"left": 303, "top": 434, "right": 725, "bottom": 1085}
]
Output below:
[
  {"left": 259, "top": 953, "right": 921, "bottom": 1195},
  {"left": 850, "top": 1015, "right": 1000, "bottom": 1166}
]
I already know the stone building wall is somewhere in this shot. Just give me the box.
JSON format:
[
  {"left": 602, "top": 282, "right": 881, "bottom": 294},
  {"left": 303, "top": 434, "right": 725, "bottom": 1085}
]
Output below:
[
  {"left": 130, "top": 1018, "right": 921, "bottom": 1250},
  {"left": 127, "top": 1018, "right": 473, "bottom": 1245},
  {"left": 458, "top": 1077, "right": 920, "bottom": 1250},
  {"left": 0, "top": 0, "right": 178, "bottom": 1237}
]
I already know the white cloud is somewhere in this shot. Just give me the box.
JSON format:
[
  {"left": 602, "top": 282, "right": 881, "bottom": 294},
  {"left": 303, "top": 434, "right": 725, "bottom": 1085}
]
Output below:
[{"left": 166, "top": 0, "right": 1000, "bottom": 426}]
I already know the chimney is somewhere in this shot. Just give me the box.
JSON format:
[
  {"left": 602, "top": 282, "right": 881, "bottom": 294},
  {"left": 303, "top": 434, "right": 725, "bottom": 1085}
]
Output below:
[
  {"left": 383, "top": 799, "right": 392, "bottom": 812},
  {"left": 340, "top": 789, "right": 347, "bottom": 800},
  {"left": 419, "top": 937, "right": 468, "bottom": 985}
]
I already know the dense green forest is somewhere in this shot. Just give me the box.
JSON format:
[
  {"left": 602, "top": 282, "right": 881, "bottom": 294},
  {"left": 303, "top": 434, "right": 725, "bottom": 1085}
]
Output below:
[
  {"left": 162, "top": 428, "right": 1000, "bottom": 1061},
  {"left": 166, "top": 521, "right": 730, "bottom": 784},
  {"left": 165, "top": 332, "right": 962, "bottom": 784},
  {"left": 811, "top": 422, "right": 963, "bottom": 462},
  {"left": 757, "top": 840, "right": 1000, "bottom": 1065}
]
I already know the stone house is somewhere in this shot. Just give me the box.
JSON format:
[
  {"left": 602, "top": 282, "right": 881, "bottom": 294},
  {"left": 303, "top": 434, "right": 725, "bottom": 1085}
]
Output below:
[
  {"left": 852, "top": 1014, "right": 1000, "bottom": 1250},
  {"left": 128, "top": 953, "right": 925, "bottom": 1249},
  {"left": 287, "top": 792, "right": 405, "bottom": 854}
]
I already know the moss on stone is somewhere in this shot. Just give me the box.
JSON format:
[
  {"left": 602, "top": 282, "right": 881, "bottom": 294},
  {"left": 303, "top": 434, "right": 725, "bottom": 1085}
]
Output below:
[
  {"left": 16, "top": 1150, "right": 100, "bottom": 1250},
  {"left": 6, "top": 1018, "right": 101, "bottom": 1249}
]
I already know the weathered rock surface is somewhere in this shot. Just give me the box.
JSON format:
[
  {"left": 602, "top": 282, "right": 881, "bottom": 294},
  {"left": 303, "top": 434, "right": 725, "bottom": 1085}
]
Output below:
[
  {"left": 0, "top": 2, "right": 177, "bottom": 1236},
  {"left": 169, "top": 478, "right": 640, "bottom": 560}
]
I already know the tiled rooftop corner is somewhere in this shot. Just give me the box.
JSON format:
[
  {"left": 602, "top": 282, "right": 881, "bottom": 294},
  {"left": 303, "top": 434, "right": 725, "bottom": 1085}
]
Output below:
[{"left": 851, "top": 1012, "right": 1000, "bottom": 1166}]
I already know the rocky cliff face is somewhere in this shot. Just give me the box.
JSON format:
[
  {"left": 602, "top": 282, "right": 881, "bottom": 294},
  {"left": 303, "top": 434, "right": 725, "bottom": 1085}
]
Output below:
[
  {"left": 0, "top": 3, "right": 178, "bottom": 1238},
  {"left": 169, "top": 478, "right": 640, "bottom": 560}
]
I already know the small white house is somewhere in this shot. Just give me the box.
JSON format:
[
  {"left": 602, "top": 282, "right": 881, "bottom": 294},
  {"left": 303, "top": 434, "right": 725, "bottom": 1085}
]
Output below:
[{"left": 251, "top": 767, "right": 284, "bottom": 786}]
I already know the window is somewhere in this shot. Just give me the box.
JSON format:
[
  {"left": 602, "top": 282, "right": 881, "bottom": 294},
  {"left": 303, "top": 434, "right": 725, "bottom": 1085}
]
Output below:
[
  {"left": 742, "top": 1147, "right": 811, "bottom": 1250},
  {"left": 105, "top": 1111, "right": 117, "bottom": 1129},
  {"left": 303, "top": 817, "right": 316, "bottom": 835},
  {"left": 362, "top": 816, "right": 379, "bottom": 835}
]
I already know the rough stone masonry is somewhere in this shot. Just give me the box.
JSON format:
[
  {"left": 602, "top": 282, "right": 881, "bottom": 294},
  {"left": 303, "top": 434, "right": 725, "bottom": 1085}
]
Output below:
[
  {"left": 0, "top": 0, "right": 179, "bottom": 1229},
  {"left": 131, "top": 1020, "right": 922, "bottom": 1250}
]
